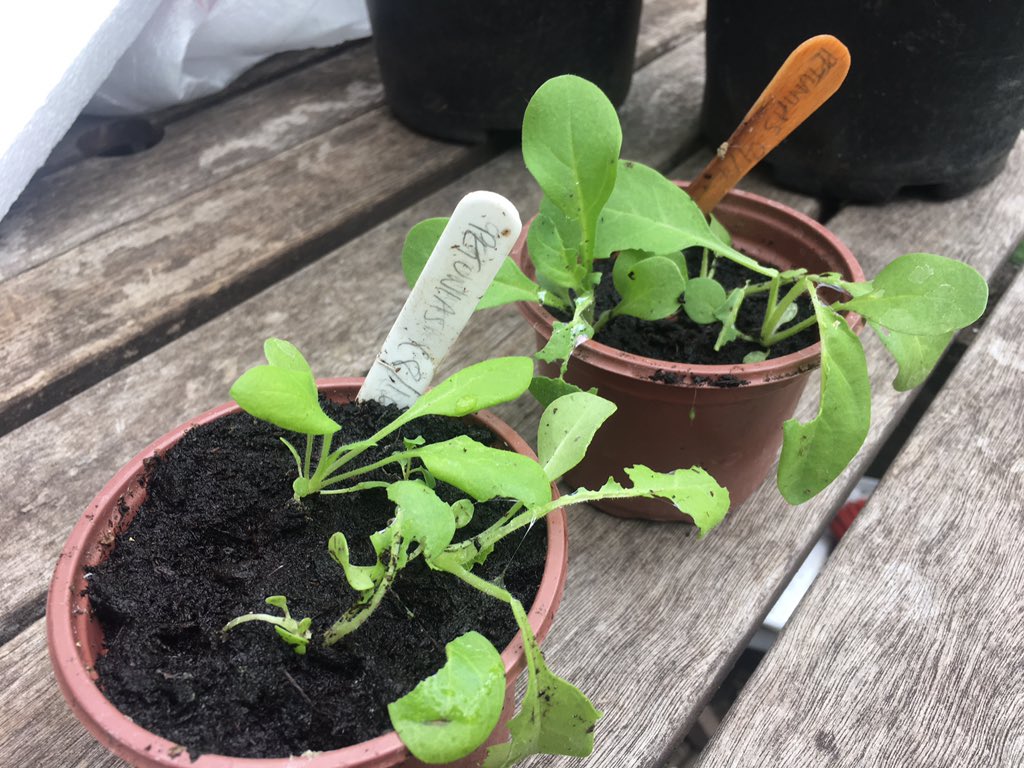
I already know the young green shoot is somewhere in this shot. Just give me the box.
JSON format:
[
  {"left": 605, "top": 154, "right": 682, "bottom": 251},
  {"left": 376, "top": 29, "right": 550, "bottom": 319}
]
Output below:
[
  {"left": 400, "top": 74, "right": 990, "bottom": 507},
  {"left": 225, "top": 341, "right": 731, "bottom": 765}
]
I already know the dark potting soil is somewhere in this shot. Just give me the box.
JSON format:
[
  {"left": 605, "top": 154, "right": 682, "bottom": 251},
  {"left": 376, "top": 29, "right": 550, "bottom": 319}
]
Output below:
[
  {"left": 590, "top": 250, "right": 820, "bottom": 366},
  {"left": 88, "top": 399, "right": 547, "bottom": 759}
]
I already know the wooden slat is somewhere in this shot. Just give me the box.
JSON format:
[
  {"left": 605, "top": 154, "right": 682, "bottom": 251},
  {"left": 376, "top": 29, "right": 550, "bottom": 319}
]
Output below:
[
  {"left": 0, "top": 34, "right": 712, "bottom": 766},
  {"left": 0, "top": 43, "right": 384, "bottom": 283},
  {"left": 0, "top": 617, "right": 124, "bottom": 767},
  {"left": 38, "top": 44, "right": 362, "bottom": 177},
  {"left": 0, "top": 0, "right": 704, "bottom": 436},
  {"left": 694, "top": 272, "right": 1024, "bottom": 768},
  {"left": 5, "top": 45, "right": 1024, "bottom": 768},
  {"left": 0, "top": 21, "right": 709, "bottom": 643}
]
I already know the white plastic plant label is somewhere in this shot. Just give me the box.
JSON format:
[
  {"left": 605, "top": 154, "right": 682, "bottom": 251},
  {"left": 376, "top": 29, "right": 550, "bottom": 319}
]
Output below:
[{"left": 358, "top": 191, "right": 522, "bottom": 408}]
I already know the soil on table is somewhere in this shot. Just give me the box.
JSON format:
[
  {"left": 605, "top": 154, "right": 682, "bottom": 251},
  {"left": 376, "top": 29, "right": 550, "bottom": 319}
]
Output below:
[
  {"left": 588, "top": 250, "right": 820, "bottom": 366},
  {"left": 88, "top": 399, "right": 547, "bottom": 759}
]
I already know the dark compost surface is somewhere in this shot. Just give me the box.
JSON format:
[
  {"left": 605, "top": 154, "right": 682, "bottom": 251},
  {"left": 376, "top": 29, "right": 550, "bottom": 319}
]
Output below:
[{"left": 88, "top": 399, "right": 546, "bottom": 758}]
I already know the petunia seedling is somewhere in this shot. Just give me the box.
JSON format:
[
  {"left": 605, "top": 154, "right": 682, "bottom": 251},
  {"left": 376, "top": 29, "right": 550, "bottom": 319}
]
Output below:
[
  {"left": 222, "top": 596, "right": 312, "bottom": 655},
  {"left": 224, "top": 341, "right": 731, "bottom": 766},
  {"left": 401, "top": 74, "right": 990, "bottom": 505}
]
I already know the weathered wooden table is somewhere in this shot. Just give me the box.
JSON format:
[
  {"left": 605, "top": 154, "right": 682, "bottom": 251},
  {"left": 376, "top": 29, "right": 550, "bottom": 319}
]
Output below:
[{"left": 3, "top": 2, "right": 1023, "bottom": 766}]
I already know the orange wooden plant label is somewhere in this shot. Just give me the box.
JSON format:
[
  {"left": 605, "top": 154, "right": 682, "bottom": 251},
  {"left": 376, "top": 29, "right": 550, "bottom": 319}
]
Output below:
[{"left": 689, "top": 34, "right": 851, "bottom": 214}]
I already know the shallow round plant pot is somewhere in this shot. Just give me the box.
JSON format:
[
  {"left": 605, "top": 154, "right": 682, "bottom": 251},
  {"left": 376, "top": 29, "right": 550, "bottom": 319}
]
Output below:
[
  {"left": 47, "top": 379, "right": 569, "bottom": 768},
  {"left": 702, "top": 0, "right": 1024, "bottom": 201},
  {"left": 366, "top": 0, "right": 642, "bottom": 143},
  {"left": 515, "top": 186, "right": 864, "bottom": 521}
]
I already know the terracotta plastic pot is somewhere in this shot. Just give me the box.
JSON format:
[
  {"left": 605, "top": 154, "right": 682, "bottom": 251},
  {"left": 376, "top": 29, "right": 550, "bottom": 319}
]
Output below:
[
  {"left": 515, "top": 185, "right": 865, "bottom": 521},
  {"left": 47, "top": 379, "right": 569, "bottom": 767}
]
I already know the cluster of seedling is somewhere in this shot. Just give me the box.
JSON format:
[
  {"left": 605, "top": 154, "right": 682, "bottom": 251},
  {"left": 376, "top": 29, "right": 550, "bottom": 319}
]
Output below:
[
  {"left": 402, "top": 75, "right": 989, "bottom": 505},
  {"left": 224, "top": 340, "right": 729, "bottom": 766}
]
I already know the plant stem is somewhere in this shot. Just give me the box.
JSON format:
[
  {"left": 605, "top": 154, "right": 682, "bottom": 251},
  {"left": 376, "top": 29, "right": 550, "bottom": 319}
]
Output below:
[
  {"left": 303, "top": 435, "right": 313, "bottom": 478},
  {"left": 760, "top": 279, "right": 809, "bottom": 342},
  {"left": 324, "top": 531, "right": 403, "bottom": 645},
  {"left": 592, "top": 309, "right": 614, "bottom": 334},
  {"left": 763, "top": 313, "right": 818, "bottom": 346}
]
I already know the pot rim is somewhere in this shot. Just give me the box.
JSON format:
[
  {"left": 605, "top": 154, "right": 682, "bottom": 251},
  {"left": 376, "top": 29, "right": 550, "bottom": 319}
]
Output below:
[
  {"left": 46, "top": 377, "right": 569, "bottom": 768},
  {"left": 516, "top": 183, "right": 866, "bottom": 387}
]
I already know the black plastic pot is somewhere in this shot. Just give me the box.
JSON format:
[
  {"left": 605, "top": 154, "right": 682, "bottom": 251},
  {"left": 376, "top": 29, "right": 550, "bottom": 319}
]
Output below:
[
  {"left": 366, "top": 0, "right": 642, "bottom": 143},
  {"left": 702, "top": 1, "right": 1024, "bottom": 201}
]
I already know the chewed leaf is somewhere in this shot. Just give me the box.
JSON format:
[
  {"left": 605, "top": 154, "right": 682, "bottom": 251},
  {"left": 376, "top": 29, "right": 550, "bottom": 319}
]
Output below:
[
  {"left": 872, "top": 323, "right": 953, "bottom": 391},
  {"left": 263, "top": 338, "right": 313, "bottom": 375},
  {"left": 536, "top": 295, "right": 594, "bottom": 372},
  {"left": 621, "top": 465, "right": 729, "bottom": 536},
  {"left": 401, "top": 217, "right": 448, "bottom": 288},
  {"left": 401, "top": 357, "right": 533, "bottom": 425},
  {"left": 683, "top": 277, "right": 728, "bottom": 325},
  {"left": 230, "top": 365, "right": 340, "bottom": 436},
  {"left": 538, "top": 392, "right": 617, "bottom": 481},
  {"left": 612, "top": 254, "right": 685, "bottom": 320},
  {"left": 390, "top": 631, "right": 506, "bottom": 764},
  {"left": 407, "top": 437, "right": 552, "bottom": 508},
  {"left": 840, "top": 253, "right": 988, "bottom": 334},
  {"left": 563, "top": 465, "right": 730, "bottom": 536},
  {"left": 327, "top": 532, "right": 380, "bottom": 593},
  {"left": 484, "top": 601, "right": 599, "bottom": 768},
  {"left": 388, "top": 480, "right": 456, "bottom": 562},
  {"left": 778, "top": 295, "right": 871, "bottom": 504}
]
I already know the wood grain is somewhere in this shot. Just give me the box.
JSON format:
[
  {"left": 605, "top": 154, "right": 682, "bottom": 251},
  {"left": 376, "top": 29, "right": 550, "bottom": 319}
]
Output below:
[
  {"left": 3, "top": 19, "right": 1022, "bottom": 768},
  {"left": 0, "top": 29, "right": 711, "bottom": 644},
  {"left": 0, "top": 0, "right": 705, "bottom": 436},
  {"left": 37, "top": 45, "right": 362, "bottom": 178},
  {"left": 0, "top": 44, "right": 384, "bottom": 283},
  {"left": 694, "top": 271, "right": 1024, "bottom": 768}
]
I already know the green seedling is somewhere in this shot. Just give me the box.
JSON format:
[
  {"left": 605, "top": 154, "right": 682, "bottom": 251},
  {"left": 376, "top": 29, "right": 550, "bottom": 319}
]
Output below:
[
  {"left": 222, "top": 596, "right": 312, "bottom": 655},
  {"left": 225, "top": 341, "right": 730, "bottom": 765},
  {"left": 401, "top": 74, "right": 990, "bottom": 505}
]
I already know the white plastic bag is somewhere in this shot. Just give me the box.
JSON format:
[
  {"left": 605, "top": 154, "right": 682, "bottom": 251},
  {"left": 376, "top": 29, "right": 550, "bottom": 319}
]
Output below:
[{"left": 86, "top": 0, "right": 371, "bottom": 116}]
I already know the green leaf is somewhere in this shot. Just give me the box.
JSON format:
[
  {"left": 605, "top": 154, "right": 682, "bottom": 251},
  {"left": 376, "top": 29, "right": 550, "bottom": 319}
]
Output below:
[
  {"left": 537, "top": 393, "right": 617, "bottom": 481},
  {"left": 390, "top": 631, "right": 506, "bottom": 764},
  {"left": 263, "top": 338, "right": 313, "bottom": 375},
  {"left": 523, "top": 75, "right": 621, "bottom": 266},
  {"left": 484, "top": 602, "right": 599, "bottom": 768},
  {"left": 743, "top": 350, "right": 769, "bottom": 364},
  {"left": 612, "top": 254, "right": 685, "bottom": 320},
  {"left": 388, "top": 480, "right": 456, "bottom": 562},
  {"left": 714, "top": 288, "right": 746, "bottom": 350},
  {"left": 327, "top": 532, "right": 379, "bottom": 593},
  {"left": 477, "top": 258, "right": 543, "bottom": 310},
  {"left": 709, "top": 213, "right": 732, "bottom": 245},
  {"left": 230, "top": 365, "right": 340, "bottom": 436},
  {"left": 840, "top": 253, "right": 988, "bottom": 334},
  {"left": 407, "top": 436, "right": 553, "bottom": 508},
  {"left": 402, "top": 216, "right": 540, "bottom": 310},
  {"left": 400, "top": 357, "right": 534, "bottom": 426},
  {"left": 452, "top": 499, "right": 475, "bottom": 529},
  {"left": 535, "top": 295, "right": 594, "bottom": 372},
  {"left": 527, "top": 204, "right": 582, "bottom": 292},
  {"left": 528, "top": 376, "right": 592, "bottom": 409},
  {"left": 778, "top": 295, "right": 871, "bottom": 504},
  {"left": 594, "top": 161, "right": 774, "bottom": 276},
  {"left": 401, "top": 217, "right": 448, "bottom": 288},
  {"left": 683, "top": 277, "right": 728, "bottom": 325},
  {"left": 559, "top": 465, "right": 730, "bottom": 536},
  {"left": 872, "top": 323, "right": 953, "bottom": 391},
  {"left": 621, "top": 466, "right": 729, "bottom": 536}
]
